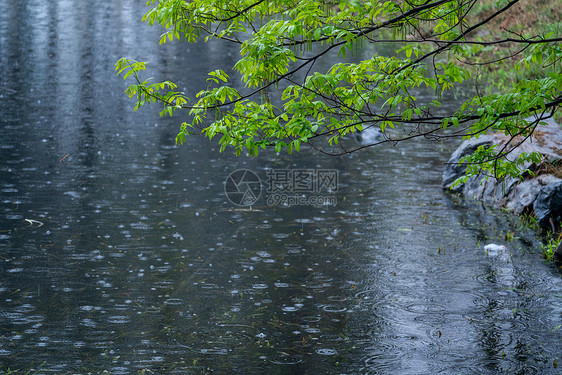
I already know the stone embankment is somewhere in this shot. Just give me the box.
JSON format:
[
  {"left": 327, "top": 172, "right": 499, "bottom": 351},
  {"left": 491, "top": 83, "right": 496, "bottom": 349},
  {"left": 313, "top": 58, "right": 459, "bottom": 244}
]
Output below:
[{"left": 442, "top": 117, "right": 562, "bottom": 255}]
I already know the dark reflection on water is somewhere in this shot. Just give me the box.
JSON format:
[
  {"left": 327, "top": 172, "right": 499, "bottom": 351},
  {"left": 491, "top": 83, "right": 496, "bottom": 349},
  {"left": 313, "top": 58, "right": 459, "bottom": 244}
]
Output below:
[{"left": 2, "top": 1, "right": 562, "bottom": 374}]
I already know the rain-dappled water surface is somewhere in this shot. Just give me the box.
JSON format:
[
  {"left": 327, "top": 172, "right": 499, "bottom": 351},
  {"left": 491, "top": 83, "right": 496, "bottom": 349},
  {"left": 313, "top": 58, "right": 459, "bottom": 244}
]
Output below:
[{"left": 2, "top": 1, "right": 562, "bottom": 374}]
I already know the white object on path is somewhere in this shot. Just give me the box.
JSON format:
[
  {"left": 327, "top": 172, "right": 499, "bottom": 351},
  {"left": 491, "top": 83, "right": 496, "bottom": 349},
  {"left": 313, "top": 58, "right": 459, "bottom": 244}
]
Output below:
[{"left": 484, "top": 243, "right": 508, "bottom": 257}]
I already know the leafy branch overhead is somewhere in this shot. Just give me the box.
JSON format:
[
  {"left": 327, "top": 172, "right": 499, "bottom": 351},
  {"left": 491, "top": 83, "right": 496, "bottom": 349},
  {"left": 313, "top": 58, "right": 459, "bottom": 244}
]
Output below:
[{"left": 116, "top": 0, "right": 562, "bottom": 180}]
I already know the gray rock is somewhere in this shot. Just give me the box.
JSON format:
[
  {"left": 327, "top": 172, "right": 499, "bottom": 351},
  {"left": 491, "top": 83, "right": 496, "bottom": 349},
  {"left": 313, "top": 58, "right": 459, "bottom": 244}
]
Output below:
[
  {"left": 505, "top": 179, "right": 541, "bottom": 215},
  {"left": 355, "top": 127, "right": 384, "bottom": 145},
  {"left": 443, "top": 116, "right": 562, "bottom": 229},
  {"left": 441, "top": 135, "right": 493, "bottom": 192},
  {"left": 534, "top": 181, "right": 562, "bottom": 230}
]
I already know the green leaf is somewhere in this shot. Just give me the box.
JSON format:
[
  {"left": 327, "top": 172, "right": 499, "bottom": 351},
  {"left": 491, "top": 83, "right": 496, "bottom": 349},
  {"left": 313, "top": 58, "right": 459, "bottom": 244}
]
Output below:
[{"left": 313, "top": 28, "right": 322, "bottom": 40}]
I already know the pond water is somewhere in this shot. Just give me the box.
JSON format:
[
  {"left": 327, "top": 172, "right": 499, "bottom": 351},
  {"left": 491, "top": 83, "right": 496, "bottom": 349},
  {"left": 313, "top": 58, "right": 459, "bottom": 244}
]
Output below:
[{"left": 1, "top": 1, "right": 562, "bottom": 374}]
